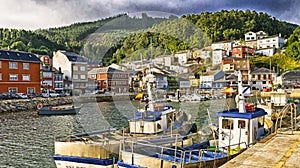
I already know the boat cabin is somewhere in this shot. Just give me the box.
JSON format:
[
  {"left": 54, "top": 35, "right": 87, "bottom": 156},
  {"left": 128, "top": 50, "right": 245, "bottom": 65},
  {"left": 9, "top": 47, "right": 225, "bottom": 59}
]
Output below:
[
  {"left": 128, "top": 106, "right": 175, "bottom": 134},
  {"left": 216, "top": 108, "right": 267, "bottom": 148}
]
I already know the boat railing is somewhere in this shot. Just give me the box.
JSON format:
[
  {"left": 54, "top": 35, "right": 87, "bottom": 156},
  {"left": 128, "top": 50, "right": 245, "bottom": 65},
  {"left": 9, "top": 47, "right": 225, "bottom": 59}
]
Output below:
[{"left": 119, "top": 139, "right": 247, "bottom": 166}]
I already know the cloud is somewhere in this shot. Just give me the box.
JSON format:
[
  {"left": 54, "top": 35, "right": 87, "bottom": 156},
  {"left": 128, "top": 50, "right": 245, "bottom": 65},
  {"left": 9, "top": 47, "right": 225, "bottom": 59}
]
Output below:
[{"left": 0, "top": 0, "right": 298, "bottom": 30}]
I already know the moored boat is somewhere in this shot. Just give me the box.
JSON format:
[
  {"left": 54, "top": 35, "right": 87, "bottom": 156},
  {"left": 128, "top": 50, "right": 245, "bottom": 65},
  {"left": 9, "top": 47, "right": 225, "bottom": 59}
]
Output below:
[{"left": 37, "top": 104, "right": 82, "bottom": 115}]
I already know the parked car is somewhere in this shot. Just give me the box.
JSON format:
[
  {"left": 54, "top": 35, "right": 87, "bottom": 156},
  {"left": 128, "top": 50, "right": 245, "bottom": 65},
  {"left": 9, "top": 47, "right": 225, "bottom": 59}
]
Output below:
[
  {"left": 27, "top": 93, "right": 42, "bottom": 98},
  {"left": 42, "top": 90, "right": 60, "bottom": 98},
  {"left": 16, "top": 93, "right": 28, "bottom": 99},
  {"left": 0, "top": 92, "right": 22, "bottom": 100}
]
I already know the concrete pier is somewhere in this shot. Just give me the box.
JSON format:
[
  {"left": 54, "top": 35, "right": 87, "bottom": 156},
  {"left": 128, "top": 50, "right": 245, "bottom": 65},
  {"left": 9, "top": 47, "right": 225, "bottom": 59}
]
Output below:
[{"left": 220, "top": 131, "right": 300, "bottom": 168}]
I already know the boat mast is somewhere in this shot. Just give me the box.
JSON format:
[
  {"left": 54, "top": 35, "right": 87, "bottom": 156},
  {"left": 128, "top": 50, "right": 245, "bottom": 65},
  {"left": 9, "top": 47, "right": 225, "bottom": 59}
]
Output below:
[{"left": 236, "top": 71, "right": 246, "bottom": 113}]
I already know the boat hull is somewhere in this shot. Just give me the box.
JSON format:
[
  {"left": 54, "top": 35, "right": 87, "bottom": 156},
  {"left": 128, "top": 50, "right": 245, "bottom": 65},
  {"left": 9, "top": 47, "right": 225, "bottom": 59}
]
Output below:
[
  {"left": 38, "top": 106, "right": 81, "bottom": 115},
  {"left": 54, "top": 155, "right": 117, "bottom": 168}
]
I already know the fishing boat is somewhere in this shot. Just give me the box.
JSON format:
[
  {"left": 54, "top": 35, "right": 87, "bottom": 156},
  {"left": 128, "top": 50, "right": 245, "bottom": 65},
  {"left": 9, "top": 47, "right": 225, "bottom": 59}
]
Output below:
[
  {"left": 117, "top": 71, "right": 269, "bottom": 168},
  {"left": 37, "top": 104, "right": 82, "bottom": 115},
  {"left": 53, "top": 73, "right": 196, "bottom": 168}
]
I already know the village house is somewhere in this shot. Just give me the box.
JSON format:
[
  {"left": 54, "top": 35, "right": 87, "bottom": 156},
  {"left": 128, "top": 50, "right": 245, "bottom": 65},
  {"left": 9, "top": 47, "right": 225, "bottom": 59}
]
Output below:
[
  {"left": 250, "top": 67, "right": 276, "bottom": 90},
  {"left": 53, "top": 50, "right": 88, "bottom": 95},
  {"left": 281, "top": 70, "right": 300, "bottom": 89},
  {"left": 96, "top": 66, "right": 129, "bottom": 93},
  {"left": 257, "top": 35, "right": 285, "bottom": 50},
  {"left": 175, "top": 50, "right": 193, "bottom": 65},
  {"left": 0, "top": 49, "right": 41, "bottom": 94},
  {"left": 199, "top": 70, "right": 225, "bottom": 89},
  {"left": 232, "top": 45, "right": 254, "bottom": 58},
  {"left": 212, "top": 49, "right": 227, "bottom": 65}
]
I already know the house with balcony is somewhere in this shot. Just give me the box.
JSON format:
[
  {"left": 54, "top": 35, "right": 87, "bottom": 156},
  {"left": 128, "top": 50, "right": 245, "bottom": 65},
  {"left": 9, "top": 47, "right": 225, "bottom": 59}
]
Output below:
[
  {"left": 232, "top": 45, "right": 254, "bottom": 58},
  {"left": 233, "top": 58, "right": 250, "bottom": 81},
  {"left": 250, "top": 67, "right": 276, "bottom": 90},
  {"left": 53, "top": 67, "right": 64, "bottom": 93},
  {"left": 53, "top": 50, "right": 88, "bottom": 95},
  {"left": 0, "top": 49, "right": 41, "bottom": 94},
  {"left": 179, "top": 77, "right": 190, "bottom": 93}
]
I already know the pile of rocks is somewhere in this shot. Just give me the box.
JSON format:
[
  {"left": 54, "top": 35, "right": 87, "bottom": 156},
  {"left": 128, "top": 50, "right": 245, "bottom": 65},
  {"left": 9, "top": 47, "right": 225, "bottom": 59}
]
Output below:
[{"left": 0, "top": 97, "right": 74, "bottom": 113}]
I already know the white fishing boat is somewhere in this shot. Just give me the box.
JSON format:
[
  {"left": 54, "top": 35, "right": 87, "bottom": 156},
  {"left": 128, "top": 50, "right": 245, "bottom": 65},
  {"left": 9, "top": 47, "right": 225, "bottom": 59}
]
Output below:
[
  {"left": 53, "top": 73, "right": 197, "bottom": 168},
  {"left": 117, "top": 71, "right": 270, "bottom": 168}
]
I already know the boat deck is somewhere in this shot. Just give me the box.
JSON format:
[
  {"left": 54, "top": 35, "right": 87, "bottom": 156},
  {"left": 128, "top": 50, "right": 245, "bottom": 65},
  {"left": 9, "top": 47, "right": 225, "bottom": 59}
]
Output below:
[{"left": 220, "top": 131, "right": 300, "bottom": 168}]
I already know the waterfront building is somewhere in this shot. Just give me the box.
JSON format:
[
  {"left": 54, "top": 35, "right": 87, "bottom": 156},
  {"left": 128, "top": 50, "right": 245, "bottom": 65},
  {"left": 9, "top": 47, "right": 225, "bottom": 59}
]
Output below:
[
  {"left": 53, "top": 50, "right": 88, "bottom": 95},
  {"left": 97, "top": 67, "right": 129, "bottom": 93},
  {"left": 53, "top": 67, "right": 64, "bottom": 93},
  {"left": 0, "top": 49, "right": 41, "bottom": 93}
]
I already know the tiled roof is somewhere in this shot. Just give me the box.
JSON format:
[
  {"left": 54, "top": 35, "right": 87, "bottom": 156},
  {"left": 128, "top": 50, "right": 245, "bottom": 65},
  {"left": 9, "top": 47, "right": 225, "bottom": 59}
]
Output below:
[
  {"left": 60, "top": 51, "right": 88, "bottom": 62},
  {"left": 98, "top": 67, "right": 125, "bottom": 73},
  {"left": 282, "top": 70, "right": 300, "bottom": 79},
  {"left": 0, "top": 49, "right": 41, "bottom": 63},
  {"left": 251, "top": 67, "right": 274, "bottom": 74}
]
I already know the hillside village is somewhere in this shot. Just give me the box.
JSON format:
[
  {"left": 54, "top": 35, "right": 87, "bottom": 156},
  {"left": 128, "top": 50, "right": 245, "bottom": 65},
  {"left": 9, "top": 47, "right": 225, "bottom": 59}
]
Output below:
[{"left": 0, "top": 30, "right": 299, "bottom": 98}]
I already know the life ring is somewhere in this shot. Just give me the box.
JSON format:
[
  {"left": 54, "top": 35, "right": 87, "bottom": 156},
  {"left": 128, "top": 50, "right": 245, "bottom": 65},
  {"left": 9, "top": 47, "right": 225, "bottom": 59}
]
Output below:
[{"left": 37, "top": 103, "right": 43, "bottom": 110}]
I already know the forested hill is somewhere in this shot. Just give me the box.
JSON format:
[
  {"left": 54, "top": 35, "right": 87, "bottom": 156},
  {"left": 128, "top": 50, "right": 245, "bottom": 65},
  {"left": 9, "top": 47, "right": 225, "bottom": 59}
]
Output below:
[
  {"left": 0, "top": 10, "right": 298, "bottom": 65},
  {"left": 0, "top": 13, "right": 169, "bottom": 56}
]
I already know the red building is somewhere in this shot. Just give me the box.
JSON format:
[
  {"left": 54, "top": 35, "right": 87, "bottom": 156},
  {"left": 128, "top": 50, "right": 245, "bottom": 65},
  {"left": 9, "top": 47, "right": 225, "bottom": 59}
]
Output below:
[
  {"left": 0, "top": 49, "right": 41, "bottom": 94},
  {"left": 232, "top": 45, "right": 254, "bottom": 58}
]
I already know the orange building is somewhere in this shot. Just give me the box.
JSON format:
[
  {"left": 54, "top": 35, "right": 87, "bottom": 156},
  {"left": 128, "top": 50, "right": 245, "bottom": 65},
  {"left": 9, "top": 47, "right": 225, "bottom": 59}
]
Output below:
[
  {"left": 0, "top": 49, "right": 41, "bottom": 94},
  {"left": 232, "top": 45, "right": 254, "bottom": 58}
]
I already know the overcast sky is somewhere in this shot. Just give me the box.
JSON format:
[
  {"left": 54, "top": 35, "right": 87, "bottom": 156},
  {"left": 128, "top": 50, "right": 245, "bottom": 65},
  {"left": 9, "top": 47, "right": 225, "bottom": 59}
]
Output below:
[{"left": 0, "top": 0, "right": 299, "bottom": 30}]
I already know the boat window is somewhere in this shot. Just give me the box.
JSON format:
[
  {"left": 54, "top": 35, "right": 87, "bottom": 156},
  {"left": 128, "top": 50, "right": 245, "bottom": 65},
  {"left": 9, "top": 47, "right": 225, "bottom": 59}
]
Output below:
[
  {"left": 238, "top": 120, "right": 246, "bottom": 129},
  {"left": 222, "top": 119, "right": 234, "bottom": 130}
]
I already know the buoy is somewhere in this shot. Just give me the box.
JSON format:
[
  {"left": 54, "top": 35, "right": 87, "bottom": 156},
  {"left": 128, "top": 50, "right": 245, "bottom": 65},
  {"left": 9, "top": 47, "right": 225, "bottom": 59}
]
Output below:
[{"left": 37, "top": 103, "right": 43, "bottom": 110}]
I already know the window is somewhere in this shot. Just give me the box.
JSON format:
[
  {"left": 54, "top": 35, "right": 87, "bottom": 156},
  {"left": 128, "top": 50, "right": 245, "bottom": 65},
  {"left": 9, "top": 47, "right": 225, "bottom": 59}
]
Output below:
[
  {"left": 80, "top": 66, "right": 86, "bottom": 71},
  {"left": 80, "top": 74, "right": 86, "bottom": 79},
  {"left": 23, "top": 63, "right": 29, "bottom": 70},
  {"left": 27, "top": 88, "right": 35, "bottom": 94},
  {"left": 73, "top": 66, "right": 78, "bottom": 71},
  {"left": 0, "top": 73, "right": 2, "bottom": 80},
  {"left": 252, "top": 81, "right": 256, "bottom": 84},
  {"left": 0, "top": 61, "right": 2, "bottom": 68},
  {"left": 238, "top": 120, "right": 246, "bottom": 129},
  {"left": 262, "top": 81, "right": 267, "bottom": 84},
  {"left": 22, "top": 74, "right": 30, "bottom": 81},
  {"left": 9, "top": 74, "right": 18, "bottom": 80},
  {"left": 9, "top": 62, "right": 18, "bottom": 69},
  {"left": 73, "top": 74, "right": 78, "bottom": 80},
  {"left": 222, "top": 119, "right": 234, "bottom": 130},
  {"left": 8, "top": 88, "right": 17, "bottom": 93}
]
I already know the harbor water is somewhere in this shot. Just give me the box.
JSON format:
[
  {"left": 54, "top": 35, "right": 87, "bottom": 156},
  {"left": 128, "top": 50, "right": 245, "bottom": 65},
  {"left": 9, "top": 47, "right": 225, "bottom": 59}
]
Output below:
[{"left": 0, "top": 97, "right": 261, "bottom": 167}]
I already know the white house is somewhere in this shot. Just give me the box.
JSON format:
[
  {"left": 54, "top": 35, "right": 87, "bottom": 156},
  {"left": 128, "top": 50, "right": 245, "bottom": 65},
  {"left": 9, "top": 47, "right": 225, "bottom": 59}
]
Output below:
[
  {"left": 257, "top": 35, "right": 285, "bottom": 50},
  {"left": 245, "top": 31, "right": 257, "bottom": 41},
  {"left": 212, "top": 49, "right": 226, "bottom": 65},
  {"left": 200, "top": 70, "right": 225, "bottom": 89},
  {"left": 175, "top": 50, "right": 192, "bottom": 65},
  {"left": 53, "top": 50, "right": 88, "bottom": 95},
  {"left": 255, "top": 47, "right": 276, "bottom": 56},
  {"left": 211, "top": 41, "right": 233, "bottom": 56}
]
